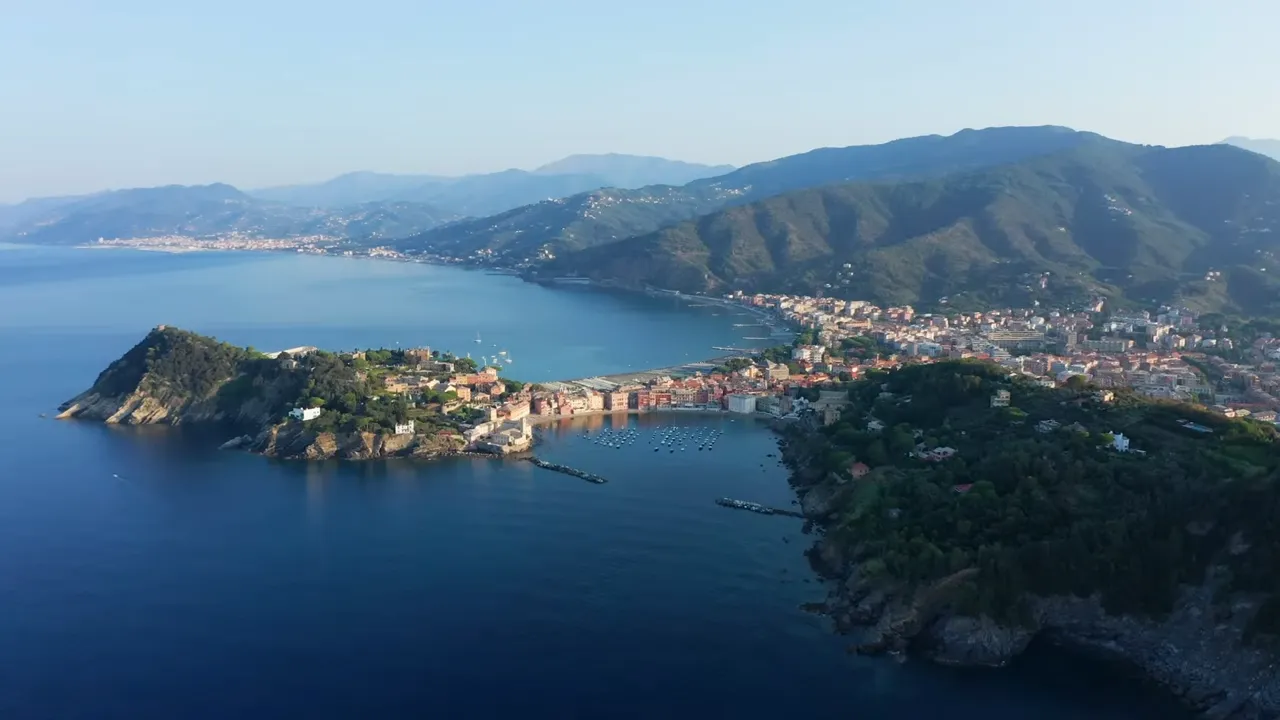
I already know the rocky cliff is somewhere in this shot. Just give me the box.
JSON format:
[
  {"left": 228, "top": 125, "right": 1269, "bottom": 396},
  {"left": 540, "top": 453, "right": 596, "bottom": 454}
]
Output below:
[
  {"left": 783, "top": 426, "right": 1280, "bottom": 720},
  {"left": 251, "top": 423, "right": 464, "bottom": 461}
]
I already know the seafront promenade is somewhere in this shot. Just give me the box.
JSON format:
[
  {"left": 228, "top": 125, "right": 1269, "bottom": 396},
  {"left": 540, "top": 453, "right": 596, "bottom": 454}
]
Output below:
[
  {"left": 544, "top": 355, "right": 739, "bottom": 392},
  {"left": 525, "top": 406, "right": 733, "bottom": 427}
]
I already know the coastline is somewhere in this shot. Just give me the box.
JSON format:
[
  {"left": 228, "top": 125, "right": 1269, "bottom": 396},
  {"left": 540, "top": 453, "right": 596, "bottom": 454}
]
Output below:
[
  {"left": 526, "top": 407, "right": 761, "bottom": 427},
  {"left": 62, "top": 244, "right": 797, "bottom": 338}
]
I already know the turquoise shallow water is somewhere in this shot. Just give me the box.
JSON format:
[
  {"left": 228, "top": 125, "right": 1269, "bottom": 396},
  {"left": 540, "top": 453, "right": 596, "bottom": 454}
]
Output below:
[{"left": 0, "top": 246, "right": 1188, "bottom": 719}]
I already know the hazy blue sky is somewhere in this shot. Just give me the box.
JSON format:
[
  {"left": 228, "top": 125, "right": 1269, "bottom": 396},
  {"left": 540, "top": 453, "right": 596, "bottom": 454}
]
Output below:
[{"left": 1, "top": 0, "right": 1276, "bottom": 201}]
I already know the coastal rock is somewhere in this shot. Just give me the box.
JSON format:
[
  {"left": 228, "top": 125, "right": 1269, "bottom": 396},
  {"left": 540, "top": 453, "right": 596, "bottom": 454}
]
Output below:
[
  {"left": 218, "top": 435, "right": 253, "bottom": 450},
  {"left": 819, "top": 555, "right": 1280, "bottom": 718},
  {"left": 56, "top": 388, "right": 207, "bottom": 425},
  {"left": 799, "top": 481, "right": 844, "bottom": 519},
  {"left": 249, "top": 423, "right": 466, "bottom": 461},
  {"left": 1033, "top": 583, "right": 1280, "bottom": 719},
  {"left": 924, "top": 615, "right": 1034, "bottom": 667},
  {"left": 806, "top": 536, "right": 850, "bottom": 578}
]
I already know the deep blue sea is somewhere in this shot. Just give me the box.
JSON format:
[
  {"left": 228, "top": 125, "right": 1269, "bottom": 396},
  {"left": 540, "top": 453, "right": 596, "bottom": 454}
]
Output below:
[{"left": 0, "top": 245, "right": 1189, "bottom": 719}]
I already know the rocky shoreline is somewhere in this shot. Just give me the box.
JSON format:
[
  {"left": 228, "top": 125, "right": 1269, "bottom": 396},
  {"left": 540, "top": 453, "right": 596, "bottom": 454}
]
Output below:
[
  {"left": 57, "top": 387, "right": 469, "bottom": 462},
  {"left": 777, "top": 423, "right": 1280, "bottom": 719}
]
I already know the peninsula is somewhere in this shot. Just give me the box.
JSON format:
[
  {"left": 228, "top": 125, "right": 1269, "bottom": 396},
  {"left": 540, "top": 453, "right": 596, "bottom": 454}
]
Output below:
[
  {"left": 57, "top": 326, "right": 535, "bottom": 460},
  {"left": 784, "top": 359, "right": 1280, "bottom": 718}
]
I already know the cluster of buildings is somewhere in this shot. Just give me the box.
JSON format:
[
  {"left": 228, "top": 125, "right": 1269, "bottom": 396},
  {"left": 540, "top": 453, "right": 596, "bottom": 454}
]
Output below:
[
  {"left": 93, "top": 234, "right": 337, "bottom": 253},
  {"left": 724, "top": 292, "right": 1280, "bottom": 422},
  {"left": 285, "top": 287, "right": 1280, "bottom": 451}
]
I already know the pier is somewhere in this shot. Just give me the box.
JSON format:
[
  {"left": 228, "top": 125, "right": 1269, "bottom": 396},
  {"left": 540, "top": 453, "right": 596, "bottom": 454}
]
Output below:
[
  {"left": 525, "top": 457, "right": 608, "bottom": 484},
  {"left": 715, "top": 497, "right": 805, "bottom": 518}
]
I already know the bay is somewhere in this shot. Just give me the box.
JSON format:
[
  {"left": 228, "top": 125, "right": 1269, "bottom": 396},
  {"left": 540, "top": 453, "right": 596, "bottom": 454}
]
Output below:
[{"left": 0, "top": 246, "right": 1188, "bottom": 719}]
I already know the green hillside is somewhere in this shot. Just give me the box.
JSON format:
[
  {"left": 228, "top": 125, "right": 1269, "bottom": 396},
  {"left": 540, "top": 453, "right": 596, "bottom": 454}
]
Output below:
[
  {"left": 543, "top": 144, "right": 1280, "bottom": 315},
  {"left": 396, "top": 126, "right": 1109, "bottom": 262}
]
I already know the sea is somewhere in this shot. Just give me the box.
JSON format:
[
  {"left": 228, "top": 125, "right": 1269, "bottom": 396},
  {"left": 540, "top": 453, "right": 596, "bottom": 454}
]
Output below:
[{"left": 0, "top": 244, "right": 1189, "bottom": 719}]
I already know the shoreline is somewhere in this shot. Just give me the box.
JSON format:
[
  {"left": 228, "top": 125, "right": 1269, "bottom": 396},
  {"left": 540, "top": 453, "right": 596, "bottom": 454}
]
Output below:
[{"left": 525, "top": 407, "right": 762, "bottom": 427}]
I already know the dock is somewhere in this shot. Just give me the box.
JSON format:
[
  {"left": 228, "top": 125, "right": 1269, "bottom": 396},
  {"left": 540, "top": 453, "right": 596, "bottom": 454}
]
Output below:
[
  {"left": 715, "top": 497, "right": 805, "bottom": 518},
  {"left": 525, "top": 457, "right": 608, "bottom": 484}
]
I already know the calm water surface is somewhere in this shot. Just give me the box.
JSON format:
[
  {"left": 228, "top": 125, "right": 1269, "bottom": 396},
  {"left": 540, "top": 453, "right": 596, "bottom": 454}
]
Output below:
[{"left": 0, "top": 246, "right": 1188, "bottom": 718}]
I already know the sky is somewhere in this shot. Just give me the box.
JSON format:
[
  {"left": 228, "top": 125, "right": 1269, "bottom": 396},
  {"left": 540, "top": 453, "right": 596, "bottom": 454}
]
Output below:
[{"left": 1, "top": 0, "right": 1277, "bottom": 202}]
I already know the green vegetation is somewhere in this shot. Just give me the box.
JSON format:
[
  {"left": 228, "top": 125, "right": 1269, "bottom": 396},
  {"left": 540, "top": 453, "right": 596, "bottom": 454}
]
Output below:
[
  {"left": 400, "top": 126, "right": 1103, "bottom": 263},
  {"left": 798, "top": 361, "right": 1280, "bottom": 636},
  {"left": 548, "top": 143, "right": 1280, "bottom": 316},
  {"left": 92, "top": 327, "right": 257, "bottom": 398},
  {"left": 93, "top": 328, "right": 500, "bottom": 437}
]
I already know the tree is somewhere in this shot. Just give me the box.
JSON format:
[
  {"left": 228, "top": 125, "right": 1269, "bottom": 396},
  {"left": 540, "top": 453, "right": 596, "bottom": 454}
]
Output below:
[
  {"left": 1065, "top": 374, "right": 1090, "bottom": 391},
  {"left": 865, "top": 439, "right": 889, "bottom": 466},
  {"left": 307, "top": 397, "right": 325, "bottom": 408}
]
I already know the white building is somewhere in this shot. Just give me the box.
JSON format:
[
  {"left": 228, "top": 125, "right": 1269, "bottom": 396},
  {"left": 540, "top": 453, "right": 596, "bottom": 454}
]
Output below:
[
  {"left": 1111, "top": 432, "right": 1131, "bottom": 452},
  {"left": 394, "top": 421, "right": 415, "bottom": 435},
  {"left": 463, "top": 422, "right": 495, "bottom": 445},
  {"left": 727, "top": 394, "right": 758, "bottom": 414},
  {"left": 289, "top": 407, "right": 322, "bottom": 422},
  {"left": 477, "top": 418, "right": 533, "bottom": 454}
]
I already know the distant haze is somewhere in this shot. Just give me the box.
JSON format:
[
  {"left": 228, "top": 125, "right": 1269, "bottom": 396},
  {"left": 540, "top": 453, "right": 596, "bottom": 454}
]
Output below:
[
  {"left": 1223, "top": 137, "right": 1280, "bottom": 162},
  {"left": 1, "top": 0, "right": 1277, "bottom": 201}
]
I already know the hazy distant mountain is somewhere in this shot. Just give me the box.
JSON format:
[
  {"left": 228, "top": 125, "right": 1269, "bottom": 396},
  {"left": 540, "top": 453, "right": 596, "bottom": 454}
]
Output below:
[
  {"left": 398, "top": 126, "right": 1112, "bottom": 261},
  {"left": 411, "top": 170, "right": 617, "bottom": 218},
  {"left": 544, "top": 143, "right": 1280, "bottom": 316},
  {"left": 0, "top": 193, "right": 98, "bottom": 231},
  {"left": 1, "top": 183, "right": 457, "bottom": 245},
  {"left": 533, "top": 154, "right": 734, "bottom": 188},
  {"left": 250, "top": 172, "right": 453, "bottom": 208},
  {"left": 247, "top": 154, "right": 736, "bottom": 216},
  {"left": 1223, "top": 136, "right": 1280, "bottom": 162}
]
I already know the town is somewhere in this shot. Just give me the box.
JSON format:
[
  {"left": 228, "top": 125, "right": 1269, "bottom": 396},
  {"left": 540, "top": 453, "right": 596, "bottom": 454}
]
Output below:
[
  {"left": 274, "top": 289, "right": 1280, "bottom": 459},
  {"left": 86, "top": 238, "right": 1280, "bottom": 430}
]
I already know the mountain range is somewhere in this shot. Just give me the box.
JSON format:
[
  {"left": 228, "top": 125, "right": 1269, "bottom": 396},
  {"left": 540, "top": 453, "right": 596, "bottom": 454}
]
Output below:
[
  {"left": 6, "top": 131, "right": 1280, "bottom": 317},
  {"left": 0, "top": 153, "right": 732, "bottom": 246},
  {"left": 394, "top": 126, "right": 1108, "bottom": 260},
  {"left": 541, "top": 141, "right": 1280, "bottom": 316},
  {"left": 0, "top": 184, "right": 458, "bottom": 246},
  {"left": 246, "top": 154, "right": 734, "bottom": 216}
]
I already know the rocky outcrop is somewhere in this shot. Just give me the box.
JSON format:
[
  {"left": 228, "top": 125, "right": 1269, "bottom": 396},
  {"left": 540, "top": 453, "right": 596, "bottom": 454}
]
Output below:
[
  {"left": 924, "top": 614, "right": 1035, "bottom": 668},
  {"left": 58, "top": 387, "right": 216, "bottom": 425},
  {"left": 808, "top": 505, "right": 1280, "bottom": 718},
  {"left": 250, "top": 423, "right": 465, "bottom": 461}
]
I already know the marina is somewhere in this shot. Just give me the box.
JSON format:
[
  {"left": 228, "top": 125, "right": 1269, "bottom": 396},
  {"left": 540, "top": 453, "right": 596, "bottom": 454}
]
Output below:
[{"left": 579, "top": 424, "right": 727, "bottom": 453}]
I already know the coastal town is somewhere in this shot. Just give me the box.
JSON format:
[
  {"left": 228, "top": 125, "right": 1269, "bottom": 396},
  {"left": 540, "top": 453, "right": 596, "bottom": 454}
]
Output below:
[
  {"left": 271, "top": 288, "right": 1280, "bottom": 459},
  {"left": 84, "top": 239, "right": 1280, "bottom": 437},
  {"left": 720, "top": 290, "right": 1280, "bottom": 421}
]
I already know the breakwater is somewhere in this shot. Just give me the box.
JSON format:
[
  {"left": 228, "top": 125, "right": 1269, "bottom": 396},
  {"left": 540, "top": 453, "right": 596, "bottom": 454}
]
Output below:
[
  {"left": 525, "top": 457, "right": 608, "bottom": 484},
  {"left": 715, "top": 497, "right": 805, "bottom": 518}
]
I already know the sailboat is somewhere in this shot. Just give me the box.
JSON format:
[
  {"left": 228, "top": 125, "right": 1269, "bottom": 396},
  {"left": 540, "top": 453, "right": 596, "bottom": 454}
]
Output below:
[{"left": 474, "top": 332, "right": 482, "bottom": 344}]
